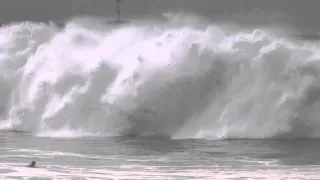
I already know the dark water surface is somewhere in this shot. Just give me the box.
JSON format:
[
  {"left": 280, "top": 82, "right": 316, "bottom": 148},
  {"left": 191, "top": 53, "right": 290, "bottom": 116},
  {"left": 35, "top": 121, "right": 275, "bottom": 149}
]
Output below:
[{"left": 0, "top": 131, "right": 319, "bottom": 179}]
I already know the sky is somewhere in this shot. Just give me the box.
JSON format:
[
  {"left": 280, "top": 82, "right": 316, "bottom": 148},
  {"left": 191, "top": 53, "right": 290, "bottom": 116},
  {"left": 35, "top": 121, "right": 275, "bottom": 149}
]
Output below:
[{"left": 0, "top": 0, "right": 319, "bottom": 32}]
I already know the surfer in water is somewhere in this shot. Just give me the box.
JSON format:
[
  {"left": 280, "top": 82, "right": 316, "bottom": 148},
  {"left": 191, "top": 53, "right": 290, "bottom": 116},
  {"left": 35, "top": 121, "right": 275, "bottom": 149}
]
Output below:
[{"left": 27, "top": 161, "right": 36, "bottom": 168}]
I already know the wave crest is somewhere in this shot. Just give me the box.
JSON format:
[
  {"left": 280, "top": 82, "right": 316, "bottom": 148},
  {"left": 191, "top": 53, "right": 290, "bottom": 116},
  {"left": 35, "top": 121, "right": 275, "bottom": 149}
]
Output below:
[{"left": 1, "top": 15, "right": 320, "bottom": 139}]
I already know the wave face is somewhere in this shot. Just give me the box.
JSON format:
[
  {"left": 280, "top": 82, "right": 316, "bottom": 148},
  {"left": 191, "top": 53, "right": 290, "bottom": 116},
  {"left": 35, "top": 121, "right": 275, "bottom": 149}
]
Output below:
[{"left": 1, "top": 14, "right": 320, "bottom": 140}]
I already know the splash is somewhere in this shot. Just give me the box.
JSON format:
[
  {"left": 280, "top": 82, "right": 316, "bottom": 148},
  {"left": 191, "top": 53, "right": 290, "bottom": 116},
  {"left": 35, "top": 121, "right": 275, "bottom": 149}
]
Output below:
[{"left": 1, "top": 13, "right": 320, "bottom": 139}]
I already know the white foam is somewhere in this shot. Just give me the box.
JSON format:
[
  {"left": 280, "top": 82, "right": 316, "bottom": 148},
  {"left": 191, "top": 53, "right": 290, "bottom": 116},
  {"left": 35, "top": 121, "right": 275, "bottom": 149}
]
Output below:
[
  {"left": 1, "top": 14, "right": 320, "bottom": 139},
  {"left": 1, "top": 162, "right": 320, "bottom": 180},
  {"left": 36, "top": 125, "right": 104, "bottom": 138}
]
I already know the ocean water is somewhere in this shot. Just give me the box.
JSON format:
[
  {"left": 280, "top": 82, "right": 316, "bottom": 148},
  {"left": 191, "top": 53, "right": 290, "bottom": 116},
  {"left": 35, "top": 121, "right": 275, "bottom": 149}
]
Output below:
[
  {"left": 1, "top": 0, "right": 320, "bottom": 179},
  {"left": 1, "top": 132, "right": 320, "bottom": 180}
]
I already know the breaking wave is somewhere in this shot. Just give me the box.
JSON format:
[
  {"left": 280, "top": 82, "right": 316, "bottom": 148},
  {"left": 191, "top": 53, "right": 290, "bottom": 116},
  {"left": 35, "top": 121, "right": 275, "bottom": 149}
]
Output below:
[{"left": 1, "top": 13, "right": 320, "bottom": 140}]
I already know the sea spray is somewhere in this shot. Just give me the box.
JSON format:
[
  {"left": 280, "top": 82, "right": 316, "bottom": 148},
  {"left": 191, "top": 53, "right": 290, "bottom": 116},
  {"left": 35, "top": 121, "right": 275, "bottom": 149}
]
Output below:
[{"left": 0, "top": 14, "right": 320, "bottom": 139}]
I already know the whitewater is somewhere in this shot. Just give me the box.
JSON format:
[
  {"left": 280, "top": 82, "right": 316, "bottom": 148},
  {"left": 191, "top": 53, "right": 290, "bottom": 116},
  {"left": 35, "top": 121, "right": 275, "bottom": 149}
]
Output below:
[
  {"left": 1, "top": 11, "right": 320, "bottom": 179},
  {"left": 0, "top": 13, "right": 320, "bottom": 140}
]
